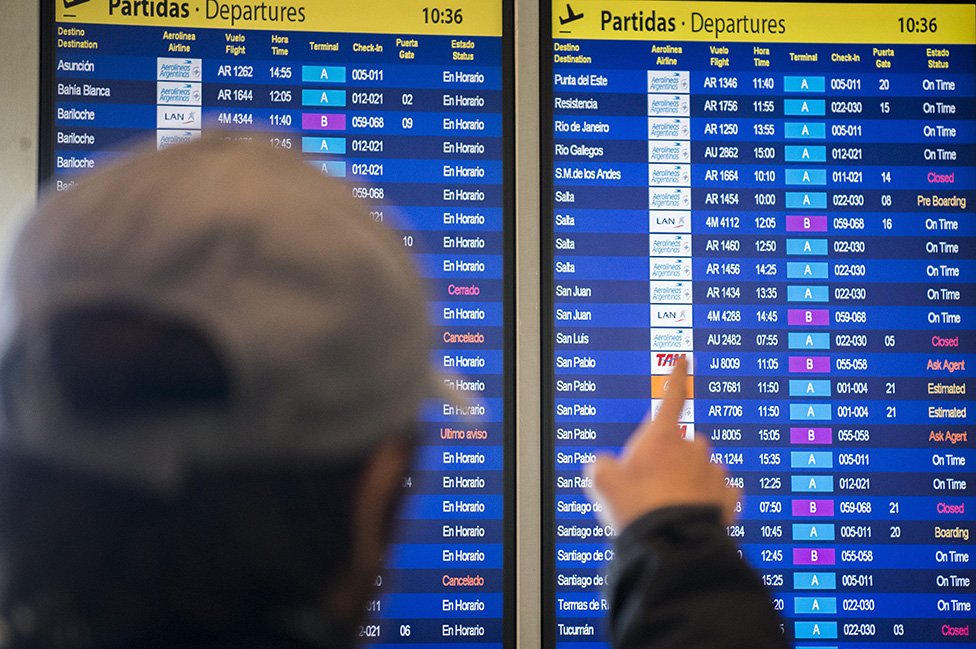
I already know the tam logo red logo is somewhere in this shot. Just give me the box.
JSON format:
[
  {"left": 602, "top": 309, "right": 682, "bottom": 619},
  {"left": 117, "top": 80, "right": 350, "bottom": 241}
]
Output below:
[
  {"left": 677, "top": 424, "right": 690, "bottom": 439},
  {"left": 655, "top": 352, "right": 687, "bottom": 367}
]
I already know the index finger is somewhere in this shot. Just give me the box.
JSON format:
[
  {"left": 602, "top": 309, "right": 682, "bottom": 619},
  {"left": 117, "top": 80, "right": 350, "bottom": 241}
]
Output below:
[
  {"left": 655, "top": 356, "right": 688, "bottom": 426},
  {"left": 621, "top": 357, "right": 689, "bottom": 457}
]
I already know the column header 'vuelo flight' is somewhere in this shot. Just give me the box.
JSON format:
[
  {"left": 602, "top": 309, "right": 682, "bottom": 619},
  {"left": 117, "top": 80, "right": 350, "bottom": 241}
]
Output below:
[
  {"left": 57, "top": 0, "right": 502, "bottom": 37},
  {"left": 551, "top": 1, "right": 976, "bottom": 44}
]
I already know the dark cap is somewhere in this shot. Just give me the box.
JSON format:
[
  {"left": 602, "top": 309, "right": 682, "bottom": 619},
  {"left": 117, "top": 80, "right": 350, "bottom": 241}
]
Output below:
[{"left": 0, "top": 137, "right": 438, "bottom": 492}]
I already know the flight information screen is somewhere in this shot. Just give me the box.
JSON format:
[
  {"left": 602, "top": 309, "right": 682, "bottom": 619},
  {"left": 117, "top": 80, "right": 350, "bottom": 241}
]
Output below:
[
  {"left": 543, "top": 1, "right": 974, "bottom": 647},
  {"left": 42, "top": 1, "right": 513, "bottom": 646}
]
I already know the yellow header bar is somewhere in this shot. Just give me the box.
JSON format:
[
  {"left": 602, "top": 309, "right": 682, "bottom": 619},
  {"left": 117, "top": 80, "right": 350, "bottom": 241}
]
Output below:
[
  {"left": 58, "top": 0, "right": 501, "bottom": 37},
  {"left": 552, "top": 1, "right": 976, "bottom": 44}
]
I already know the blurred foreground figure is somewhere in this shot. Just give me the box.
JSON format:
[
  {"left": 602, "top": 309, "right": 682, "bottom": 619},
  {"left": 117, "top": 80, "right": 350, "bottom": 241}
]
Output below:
[
  {"left": 0, "top": 138, "right": 431, "bottom": 649},
  {"left": 0, "top": 138, "right": 783, "bottom": 649},
  {"left": 586, "top": 358, "right": 788, "bottom": 649}
]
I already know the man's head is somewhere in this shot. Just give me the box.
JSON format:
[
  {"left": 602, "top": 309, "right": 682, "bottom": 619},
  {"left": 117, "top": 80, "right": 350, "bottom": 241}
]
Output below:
[{"left": 0, "top": 137, "right": 435, "bottom": 644}]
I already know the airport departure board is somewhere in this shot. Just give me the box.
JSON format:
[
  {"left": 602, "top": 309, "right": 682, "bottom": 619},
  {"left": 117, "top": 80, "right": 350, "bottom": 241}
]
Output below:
[
  {"left": 543, "top": 2, "right": 974, "bottom": 647},
  {"left": 42, "top": 1, "right": 513, "bottom": 646}
]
